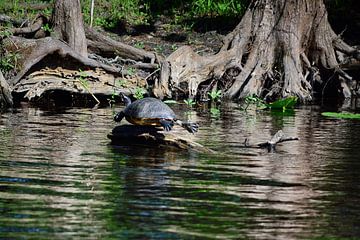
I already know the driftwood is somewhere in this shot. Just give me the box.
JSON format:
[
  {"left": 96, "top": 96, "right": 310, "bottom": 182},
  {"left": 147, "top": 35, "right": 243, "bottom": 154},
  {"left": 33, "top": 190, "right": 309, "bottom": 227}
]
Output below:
[
  {"left": 244, "top": 130, "right": 298, "bottom": 152},
  {"left": 108, "top": 125, "right": 215, "bottom": 153},
  {"left": 12, "top": 67, "right": 145, "bottom": 102}
]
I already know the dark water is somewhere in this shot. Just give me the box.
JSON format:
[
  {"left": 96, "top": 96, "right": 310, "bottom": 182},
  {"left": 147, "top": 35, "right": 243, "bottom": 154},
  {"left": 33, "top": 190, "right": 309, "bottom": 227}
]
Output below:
[{"left": 1, "top": 102, "right": 360, "bottom": 239}]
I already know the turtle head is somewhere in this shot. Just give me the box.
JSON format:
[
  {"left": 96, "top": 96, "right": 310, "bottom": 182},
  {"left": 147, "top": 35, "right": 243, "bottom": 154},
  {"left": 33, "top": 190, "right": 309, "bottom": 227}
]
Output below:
[{"left": 120, "top": 93, "right": 132, "bottom": 107}]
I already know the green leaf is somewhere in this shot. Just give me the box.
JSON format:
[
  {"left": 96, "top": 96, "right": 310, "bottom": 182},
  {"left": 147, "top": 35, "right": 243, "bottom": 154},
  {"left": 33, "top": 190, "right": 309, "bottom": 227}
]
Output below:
[
  {"left": 266, "top": 96, "right": 298, "bottom": 110},
  {"left": 321, "top": 112, "right": 360, "bottom": 119},
  {"left": 163, "top": 100, "right": 178, "bottom": 104}
]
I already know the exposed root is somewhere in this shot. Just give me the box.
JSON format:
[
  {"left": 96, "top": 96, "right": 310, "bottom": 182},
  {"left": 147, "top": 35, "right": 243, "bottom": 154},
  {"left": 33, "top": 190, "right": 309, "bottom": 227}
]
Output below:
[{"left": 155, "top": 0, "right": 360, "bottom": 102}]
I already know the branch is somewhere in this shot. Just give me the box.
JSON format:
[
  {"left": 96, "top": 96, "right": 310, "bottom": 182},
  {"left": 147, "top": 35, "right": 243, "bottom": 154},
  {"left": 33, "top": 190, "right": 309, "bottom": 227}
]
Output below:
[
  {"left": 244, "top": 130, "right": 299, "bottom": 152},
  {"left": 11, "top": 15, "right": 46, "bottom": 36}
]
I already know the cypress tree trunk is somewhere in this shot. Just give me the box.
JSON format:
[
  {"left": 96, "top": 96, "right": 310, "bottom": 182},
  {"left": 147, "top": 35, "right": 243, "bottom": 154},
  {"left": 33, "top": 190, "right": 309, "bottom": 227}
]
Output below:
[
  {"left": 52, "top": 0, "right": 88, "bottom": 57},
  {"left": 154, "top": 0, "right": 360, "bottom": 102}
]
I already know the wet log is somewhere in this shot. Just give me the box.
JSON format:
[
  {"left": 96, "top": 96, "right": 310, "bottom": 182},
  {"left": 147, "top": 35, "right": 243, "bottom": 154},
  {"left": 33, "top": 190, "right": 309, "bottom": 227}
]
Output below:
[{"left": 108, "top": 125, "right": 215, "bottom": 153}]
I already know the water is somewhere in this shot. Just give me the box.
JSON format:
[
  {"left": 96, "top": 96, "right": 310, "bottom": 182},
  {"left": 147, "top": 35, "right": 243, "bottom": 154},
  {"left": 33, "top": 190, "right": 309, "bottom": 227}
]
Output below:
[{"left": 1, "top": 102, "right": 360, "bottom": 239}]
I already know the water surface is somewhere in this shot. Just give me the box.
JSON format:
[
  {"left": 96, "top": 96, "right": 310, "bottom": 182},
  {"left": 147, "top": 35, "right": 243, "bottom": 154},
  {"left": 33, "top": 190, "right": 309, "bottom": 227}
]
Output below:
[{"left": 0, "top": 103, "right": 360, "bottom": 239}]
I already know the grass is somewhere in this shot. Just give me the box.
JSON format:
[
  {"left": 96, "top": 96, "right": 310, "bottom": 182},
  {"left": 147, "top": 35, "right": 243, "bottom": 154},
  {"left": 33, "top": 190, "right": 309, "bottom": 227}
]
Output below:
[{"left": 0, "top": 0, "right": 249, "bottom": 31}]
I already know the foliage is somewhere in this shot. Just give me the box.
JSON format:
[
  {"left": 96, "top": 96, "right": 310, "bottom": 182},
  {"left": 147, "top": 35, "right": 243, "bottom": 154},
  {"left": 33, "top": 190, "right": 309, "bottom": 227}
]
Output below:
[
  {"left": 127, "top": 67, "right": 136, "bottom": 76},
  {"left": 321, "top": 112, "right": 360, "bottom": 119},
  {"left": 191, "top": 0, "right": 247, "bottom": 17},
  {"left": 242, "top": 95, "right": 266, "bottom": 110},
  {"left": 242, "top": 95, "right": 298, "bottom": 111},
  {"left": 82, "top": 0, "right": 149, "bottom": 28},
  {"left": 0, "top": 52, "right": 19, "bottom": 72},
  {"left": 208, "top": 89, "right": 222, "bottom": 102},
  {"left": 41, "top": 23, "right": 52, "bottom": 34},
  {"left": 210, "top": 107, "right": 220, "bottom": 118},
  {"left": 265, "top": 96, "right": 298, "bottom": 111},
  {"left": 133, "top": 86, "right": 146, "bottom": 100},
  {"left": 134, "top": 41, "right": 145, "bottom": 49},
  {"left": 184, "top": 98, "right": 196, "bottom": 107}
]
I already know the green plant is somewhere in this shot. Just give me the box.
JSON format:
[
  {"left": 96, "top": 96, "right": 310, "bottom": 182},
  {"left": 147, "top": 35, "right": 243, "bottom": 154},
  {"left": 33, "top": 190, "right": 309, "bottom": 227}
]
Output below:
[
  {"left": 210, "top": 107, "right": 221, "bottom": 118},
  {"left": 171, "top": 44, "right": 178, "bottom": 51},
  {"left": 208, "top": 89, "right": 222, "bottom": 102},
  {"left": 117, "top": 79, "right": 127, "bottom": 87},
  {"left": 191, "top": 0, "right": 247, "bottom": 17},
  {"left": 127, "top": 67, "right": 136, "bottom": 76},
  {"left": 266, "top": 96, "right": 298, "bottom": 111},
  {"left": 81, "top": 0, "right": 150, "bottom": 28},
  {"left": 184, "top": 98, "right": 196, "bottom": 107},
  {"left": 134, "top": 41, "right": 145, "bottom": 49},
  {"left": 321, "top": 112, "right": 360, "bottom": 119},
  {"left": 0, "top": 52, "right": 19, "bottom": 72},
  {"left": 0, "top": 28, "right": 13, "bottom": 39},
  {"left": 242, "top": 95, "right": 266, "bottom": 110},
  {"left": 133, "top": 87, "right": 146, "bottom": 100},
  {"left": 154, "top": 45, "right": 164, "bottom": 53},
  {"left": 41, "top": 23, "right": 53, "bottom": 34}
]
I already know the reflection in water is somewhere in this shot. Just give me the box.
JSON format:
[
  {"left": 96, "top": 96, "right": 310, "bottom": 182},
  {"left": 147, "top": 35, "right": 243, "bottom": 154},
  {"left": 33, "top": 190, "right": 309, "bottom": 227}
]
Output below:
[{"left": 0, "top": 104, "right": 360, "bottom": 239}]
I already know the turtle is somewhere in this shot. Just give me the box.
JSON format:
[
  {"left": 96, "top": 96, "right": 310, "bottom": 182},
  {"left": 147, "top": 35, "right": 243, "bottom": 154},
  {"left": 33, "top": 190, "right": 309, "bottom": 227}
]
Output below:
[{"left": 114, "top": 95, "right": 199, "bottom": 133}]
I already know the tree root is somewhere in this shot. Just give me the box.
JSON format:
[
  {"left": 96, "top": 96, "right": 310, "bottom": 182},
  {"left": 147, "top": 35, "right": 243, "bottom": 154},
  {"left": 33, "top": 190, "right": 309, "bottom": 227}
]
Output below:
[{"left": 154, "top": 0, "right": 360, "bottom": 102}]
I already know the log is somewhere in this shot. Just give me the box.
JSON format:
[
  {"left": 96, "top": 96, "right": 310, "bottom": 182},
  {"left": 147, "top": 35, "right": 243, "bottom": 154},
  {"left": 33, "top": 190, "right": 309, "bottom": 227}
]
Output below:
[{"left": 108, "top": 125, "right": 215, "bottom": 153}]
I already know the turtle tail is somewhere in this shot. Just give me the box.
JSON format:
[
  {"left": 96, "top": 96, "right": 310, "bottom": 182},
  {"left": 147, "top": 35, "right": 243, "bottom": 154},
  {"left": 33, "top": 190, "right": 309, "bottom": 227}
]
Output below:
[{"left": 175, "top": 120, "right": 199, "bottom": 134}]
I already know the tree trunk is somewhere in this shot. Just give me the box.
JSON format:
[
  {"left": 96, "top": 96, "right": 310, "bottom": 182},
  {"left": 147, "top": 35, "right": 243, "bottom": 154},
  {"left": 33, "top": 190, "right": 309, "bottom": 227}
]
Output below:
[
  {"left": 0, "top": 70, "right": 13, "bottom": 107},
  {"left": 52, "top": 0, "right": 87, "bottom": 57},
  {"left": 154, "top": 0, "right": 360, "bottom": 102}
]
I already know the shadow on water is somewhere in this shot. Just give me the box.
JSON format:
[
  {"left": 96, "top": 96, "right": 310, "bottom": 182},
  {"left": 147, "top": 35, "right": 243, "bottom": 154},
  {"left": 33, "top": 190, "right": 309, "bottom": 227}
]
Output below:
[{"left": 0, "top": 103, "right": 360, "bottom": 239}]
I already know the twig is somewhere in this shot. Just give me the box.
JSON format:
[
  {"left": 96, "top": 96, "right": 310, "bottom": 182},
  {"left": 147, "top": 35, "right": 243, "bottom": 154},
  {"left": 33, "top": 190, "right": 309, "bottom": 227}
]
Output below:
[{"left": 77, "top": 79, "right": 100, "bottom": 104}]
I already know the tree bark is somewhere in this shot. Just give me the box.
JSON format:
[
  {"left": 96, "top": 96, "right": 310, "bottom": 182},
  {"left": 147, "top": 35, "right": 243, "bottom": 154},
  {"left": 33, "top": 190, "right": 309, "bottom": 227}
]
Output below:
[
  {"left": 52, "top": 0, "right": 88, "bottom": 57},
  {"left": 0, "top": 70, "right": 13, "bottom": 107},
  {"left": 154, "top": 0, "right": 360, "bottom": 102}
]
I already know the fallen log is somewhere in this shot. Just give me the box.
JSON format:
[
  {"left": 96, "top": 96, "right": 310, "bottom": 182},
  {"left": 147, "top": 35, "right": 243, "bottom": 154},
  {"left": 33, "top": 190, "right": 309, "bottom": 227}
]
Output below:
[{"left": 108, "top": 125, "right": 215, "bottom": 153}]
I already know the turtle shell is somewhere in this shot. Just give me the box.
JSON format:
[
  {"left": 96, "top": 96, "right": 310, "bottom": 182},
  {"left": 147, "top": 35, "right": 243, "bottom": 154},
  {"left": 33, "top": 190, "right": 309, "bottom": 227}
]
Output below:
[{"left": 123, "top": 97, "right": 176, "bottom": 126}]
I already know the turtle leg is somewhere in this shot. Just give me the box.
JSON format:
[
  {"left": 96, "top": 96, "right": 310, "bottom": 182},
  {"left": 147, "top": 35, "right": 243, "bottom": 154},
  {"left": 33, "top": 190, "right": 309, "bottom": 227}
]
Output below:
[
  {"left": 159, "top": 119, "right": 174, "bottom": 131},
  {"left": 175, "top": 120, "right": 199, "bottom": 134},
  {"left": 114, "top": 111, "right": 125, "bottom": 122}
]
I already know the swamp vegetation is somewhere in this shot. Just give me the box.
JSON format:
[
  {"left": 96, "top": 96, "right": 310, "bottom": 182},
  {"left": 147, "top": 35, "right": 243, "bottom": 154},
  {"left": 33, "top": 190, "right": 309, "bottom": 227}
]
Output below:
[
  {"left": 0, "top": 0, "right": 359, "bottom": 107},
  {"left": 1, "top": 1, "right": 360, "bottom": 239}
]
